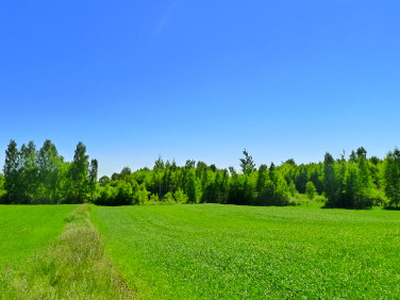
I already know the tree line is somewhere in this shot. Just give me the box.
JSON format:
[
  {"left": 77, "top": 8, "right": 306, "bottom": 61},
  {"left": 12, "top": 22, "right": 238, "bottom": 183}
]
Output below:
[
  {"left": 0, "top": 140, "right": 97, "bottom": 204},
  {"left": 1, "top": 140, "right": 400, "bottom": 209}
]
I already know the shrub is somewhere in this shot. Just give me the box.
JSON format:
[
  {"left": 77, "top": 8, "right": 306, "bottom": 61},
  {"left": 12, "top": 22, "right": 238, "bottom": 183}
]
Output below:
[{"left": 306, "top": 181, "right": 317, "bottom": 200}]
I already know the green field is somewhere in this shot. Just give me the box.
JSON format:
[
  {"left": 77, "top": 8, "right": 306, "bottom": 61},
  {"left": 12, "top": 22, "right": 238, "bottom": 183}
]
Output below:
[
  {"left": 92, "top": 204, "right": 400, "bottom": 299},
  {"left": 2, "top": 204, "right": 400, "bottom": 298},
  {"left": 0, "top": 205, "right": 132, "bottom": 299},
  {"left": 0, "top": 205, "right": 76, "bottom": 268}
]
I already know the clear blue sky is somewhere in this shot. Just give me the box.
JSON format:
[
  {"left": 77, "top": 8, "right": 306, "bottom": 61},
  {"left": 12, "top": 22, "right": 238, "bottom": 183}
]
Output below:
[{"left": 1, "top": 1, "right": 400, "bottom": 176}]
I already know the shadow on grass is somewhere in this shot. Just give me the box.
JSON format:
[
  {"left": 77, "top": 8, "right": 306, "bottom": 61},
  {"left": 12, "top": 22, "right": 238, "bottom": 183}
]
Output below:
[{"left": 383, "top": 206, "right": 400, "bottom": 211}]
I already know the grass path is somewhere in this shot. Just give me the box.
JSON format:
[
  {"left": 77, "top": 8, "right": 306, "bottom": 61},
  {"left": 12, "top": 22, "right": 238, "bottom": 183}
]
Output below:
[{"left": 0, "top": 205, "right": 133, "bottom": 299}]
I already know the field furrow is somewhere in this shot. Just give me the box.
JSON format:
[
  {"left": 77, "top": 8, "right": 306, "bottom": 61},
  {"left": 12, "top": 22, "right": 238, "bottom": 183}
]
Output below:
[{"left": 92, "top": 204, "right": 400, "bottom": 299}]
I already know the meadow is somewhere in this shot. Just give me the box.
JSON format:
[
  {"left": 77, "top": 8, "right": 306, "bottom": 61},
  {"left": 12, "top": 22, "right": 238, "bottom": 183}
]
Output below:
[
  {"left": 92, "top": 204, "right": 400, "bottom": 299},
  {"left": 0, "top": 205, "right": 132, "bottom": 299},
  {"left": 2, "top": 204, "right": 400, "bottom": 298},
  {"left": 0, "top": 205, "right": 76, "bottom": 268}
]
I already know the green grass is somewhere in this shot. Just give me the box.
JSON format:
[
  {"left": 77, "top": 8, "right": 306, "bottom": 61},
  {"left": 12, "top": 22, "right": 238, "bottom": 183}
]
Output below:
[
  {"left": 0, "top": 205, "right": 132, "bottom": 299},
  {"left": 0, "top": 205, "right": 76, "bottom": 268},
  {"left": 2, "top": 203, "right": 400, "bottom": 298},
  {"left": 92, "top": 203, "right": 400, "bottom": 299}
]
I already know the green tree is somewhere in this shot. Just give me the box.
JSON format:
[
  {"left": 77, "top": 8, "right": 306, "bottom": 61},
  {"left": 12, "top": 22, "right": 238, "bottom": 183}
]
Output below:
[
  {"left": 114, "top": 181, "right": 133, "bottom": 205},
  {"left": 20, "top": 141, "right": 38, "bottom": 201},
  {"left": 306, "top": 181, "right": 317, "bottom": 200},
  {"left": 200, "top": 169, "right": 216, "bottom": 203},
  {"left": 240, "top": 149, "right": 256, "bottom": 175},
  {"left": 295, "top": 166, "right": 308, "bottom": 193},
  {"left": 152, "top": 157, "right": 165, "bottom": 197},
  {"left": 36, "top": 140, "right": 60, "bottom": 203},
  {"left": 132, "top": 183, "right": 150, "bottom": 204},
  {"left": 163, "top": 191, "right": 174, "bottom": 203},
  {"left": 273, "top": 176, "right": 291, "bottom": 206},
  {"left": 213, "top": 169, "right": 230, "bottom": 204},
  {"left": 174, "top": 188, "right": 188, "bottom": 203},
  {"left": 288, "top": 181, "right": 297, "bottom": 197},
  {"left": 256, "top": 164, "right": 268, "bottom": 194},
  {"left": 88, "top": 159, "right": 99, "bottom": 202},
  {"left": 384, "top": 148, "right": 400, "bottom": 208},
  {"left": 99, "top": 175, "right": 111, "bottom": 187},
  {"left": 284, "top": 158, "right": 296, "bottom": 166},
  {"left": 242, "top": 173, "right": 257, "bottom": 205},
  {"left": 356, "top": 147, "right": 367, "bottom": 160},
  {"left": 256, "top": 179, "right": 275, "bottom": 206},
  {"left": 68, "top": 142, "right": 89, "bottom": 203},
  {"left": 186, "top": 169, "right": 202, "bottom": 203},
  {"left": 323, "top": 153, "right": 339, "bottom": 207},
  {"left": 3, "top": 140, "right": 21, "bottom": 203},
  {"left": 355, "top": 150, "right": 374, "bottom": 208},
  {"left": 308, "top": 164, "right": 324, "bottom": 194},
  {"left": 0, "top": 174, "right": 5, "bottom": 200},
  {"left": 340, "top": 148, "right": 374, "bottom": 209},
  {"left": 342, "top": 163, "right": 358, "bottom": 207}
]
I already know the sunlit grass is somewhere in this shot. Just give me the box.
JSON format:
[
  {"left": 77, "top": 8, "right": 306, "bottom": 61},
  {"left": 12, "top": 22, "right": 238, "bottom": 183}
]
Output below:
[
  {"left": 92, "top": 204, "right": 400, "bottom": 299},
  {"left": 0, "top": 205, "right": 76, "bottom": 268},
  {"left": 0, "top": 205, "right": 133, "bottom": 299}
]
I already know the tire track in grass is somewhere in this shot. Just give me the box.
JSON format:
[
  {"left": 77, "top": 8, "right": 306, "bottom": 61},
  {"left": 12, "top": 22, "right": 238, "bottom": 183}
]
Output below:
[{"left": 0, "top": 205, "right": 134, "bottom": 299}]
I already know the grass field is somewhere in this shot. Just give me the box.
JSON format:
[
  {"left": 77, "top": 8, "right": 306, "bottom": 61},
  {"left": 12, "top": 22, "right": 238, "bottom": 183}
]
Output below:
[
  {"left": 0, "top": 205, "right": 76, "bottom": 268},
  {"left": 92, "top": 204, "right": 400, "bottom": 299},
  {"left": 0, "top": 205, "right": 132, "bottom": 299},
  {"left": 2, "top": 204, "right": 400, "bottom": 298}
]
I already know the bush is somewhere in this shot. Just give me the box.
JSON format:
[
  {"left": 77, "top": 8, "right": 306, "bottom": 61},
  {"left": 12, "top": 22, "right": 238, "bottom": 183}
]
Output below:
[
  {"left": 174, "top": 188, "right": 188, "bottom": 204},
  {"left": 163, "top": 192, "right": 174, "bottom": 203},
  {"left": 306, "top": 181, "right": 317, "bottom": 200}
]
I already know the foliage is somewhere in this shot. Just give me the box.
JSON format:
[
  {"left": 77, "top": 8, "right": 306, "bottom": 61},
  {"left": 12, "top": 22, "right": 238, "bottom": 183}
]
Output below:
[
  {"left": 1, "top": 140, "right": 96, "bottom": 204},
  {"left": 0, "top": 141, "right": 397, "bottom": 209},
  {"left": 174, "top": 188, "right": 188, "bottom": 203},
  {"left": 67, "top": 142, "right": 89, "bottom": 203},
  {"left": 305, "top": 181, "right": 317, "bottom": 200},
  {"left": 239, "top": 148, "right": 256, "bottom": 175},
  {"left": 0, "top": 174, "right": 5, "bottom": 198},
  {"left": 323, "top": 148, "right": 384, "bottom": 209},
  {"left": 384, "top": 148, "right": 400, "bottom": 208},
  {"left": 3, "top": 140, "right": 21, "bottom": 203}
]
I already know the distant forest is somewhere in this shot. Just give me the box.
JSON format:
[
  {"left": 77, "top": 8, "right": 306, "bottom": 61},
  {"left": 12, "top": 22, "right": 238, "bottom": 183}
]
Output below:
[{"left": 1, "top": 140, "right": 400, "bottom": 209}]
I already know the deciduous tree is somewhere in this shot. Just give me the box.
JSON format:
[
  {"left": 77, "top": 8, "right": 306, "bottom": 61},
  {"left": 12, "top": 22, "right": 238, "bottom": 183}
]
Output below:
[
  {"left": 3, "top": 140, "right": 21, "bottom": 203},
  {"left": 68, "top": 142, "right": 89, "bottom": 203}
]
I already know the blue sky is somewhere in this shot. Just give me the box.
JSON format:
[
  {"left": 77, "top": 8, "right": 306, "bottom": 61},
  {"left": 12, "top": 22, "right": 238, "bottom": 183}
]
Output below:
[{"left": 1, "top": 1, "right": 400, "bottom": 176}]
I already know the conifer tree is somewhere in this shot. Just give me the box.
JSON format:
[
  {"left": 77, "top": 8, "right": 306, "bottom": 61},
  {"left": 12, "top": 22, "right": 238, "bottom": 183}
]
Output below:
[{"left": 240, "top": 149, "right": 256, "bottom": 175}]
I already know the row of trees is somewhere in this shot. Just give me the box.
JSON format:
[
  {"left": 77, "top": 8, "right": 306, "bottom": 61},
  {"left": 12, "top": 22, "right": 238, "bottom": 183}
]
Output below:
[
  {"left": 322, "top": 147, "right": 400, "bottom": 209},
  {"left": 94, "top": 154, "right": 298, "bottom": 207},
  {"left": 1, "top": 141, "right": 400, "bottom": 209},
  {"left": 89, "top": 147, "right": 400, "bottom": 209},
  {"left": 0, "top": 140, "right": 97, "bottom": 204}
]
